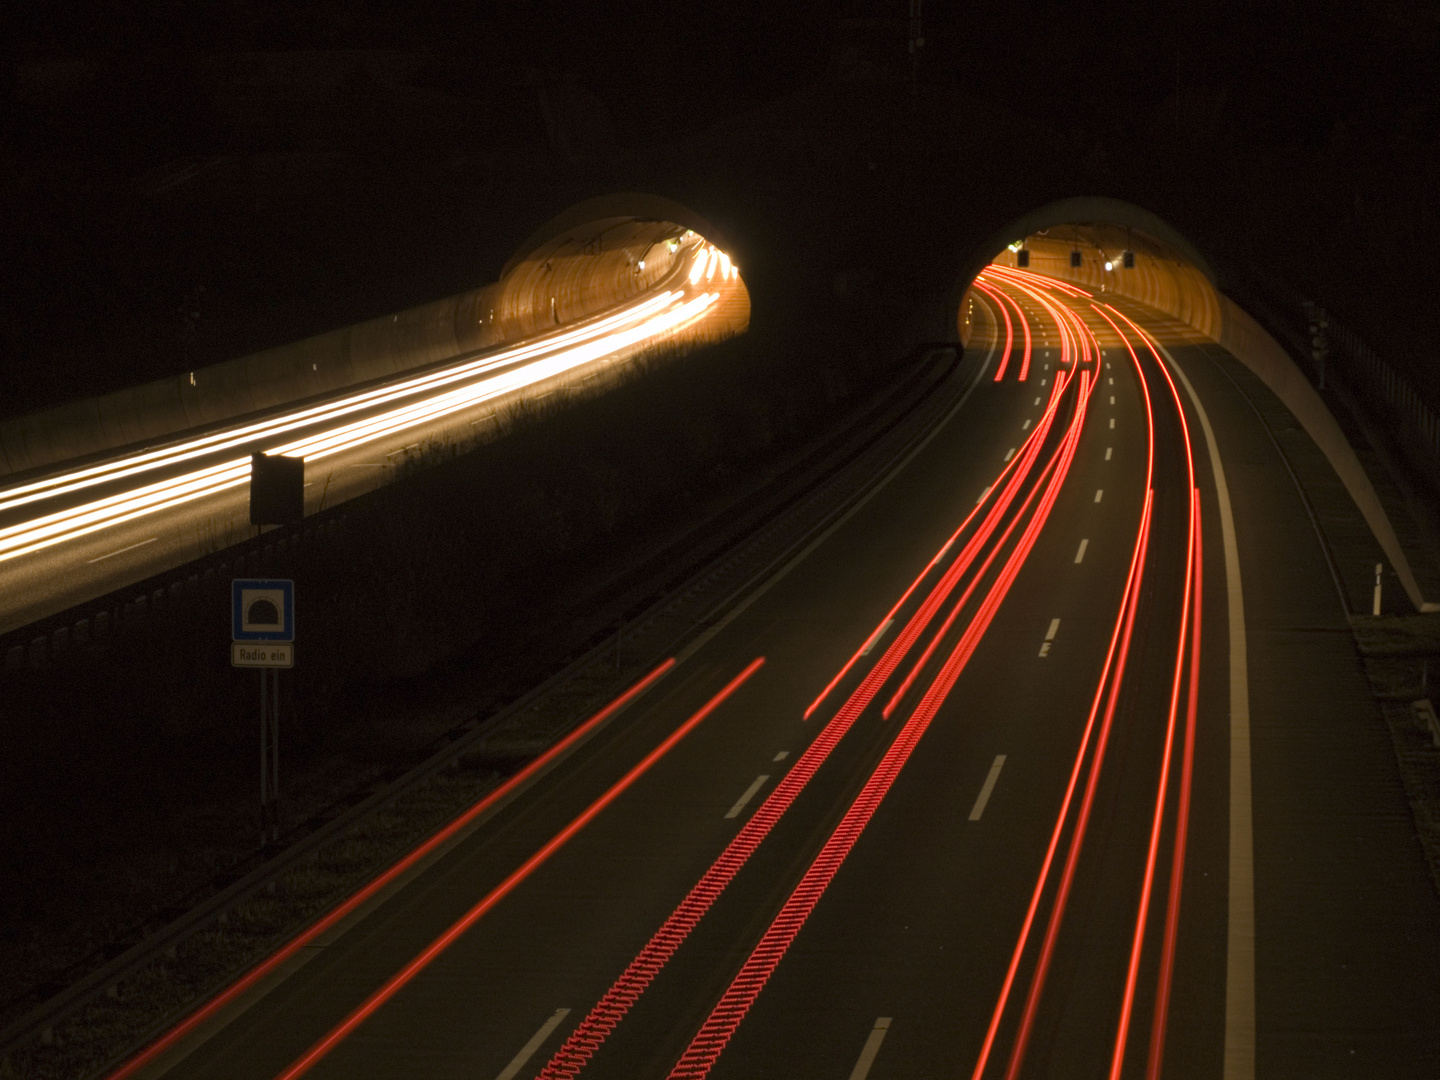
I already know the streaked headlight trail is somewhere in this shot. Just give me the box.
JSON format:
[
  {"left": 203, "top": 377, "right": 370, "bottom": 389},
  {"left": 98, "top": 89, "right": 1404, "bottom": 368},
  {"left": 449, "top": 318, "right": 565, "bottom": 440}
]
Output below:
[{"left": 0, "top": 244, "right": 735, "bottom": 568}]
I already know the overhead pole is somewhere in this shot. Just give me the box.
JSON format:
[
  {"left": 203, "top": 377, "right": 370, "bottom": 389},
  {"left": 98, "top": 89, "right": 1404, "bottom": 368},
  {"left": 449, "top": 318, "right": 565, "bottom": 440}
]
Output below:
[{"left": 908, "top": 0, "right": 924, "bottom": 97}]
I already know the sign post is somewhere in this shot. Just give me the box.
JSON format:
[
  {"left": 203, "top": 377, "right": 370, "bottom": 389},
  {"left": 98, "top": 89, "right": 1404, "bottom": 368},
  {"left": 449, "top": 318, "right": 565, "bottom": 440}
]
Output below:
[{"left": 232, "top": 579, "right": 295, "bottom": 845}]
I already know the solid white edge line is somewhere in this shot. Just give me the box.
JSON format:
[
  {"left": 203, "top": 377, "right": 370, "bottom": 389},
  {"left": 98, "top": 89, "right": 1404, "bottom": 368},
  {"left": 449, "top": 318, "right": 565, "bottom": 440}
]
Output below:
[
  {"left": 86, "top": 536, "right": 158, "bottom": 563},
  {"left": 494, "top": 1007, "right": 571, "bottom": 1080},
  {"left": 847, "top": 1017, "right": 893, "bottom": 1080},
  {"left": 1152, "top": 337, "right": 1254, "bottom": 1080},
  {"left": 968, "top": 755, "right": 1007, "bottom": 821},
  {"left": 724, "top": 774, "right": 770, "bottom": 819}
]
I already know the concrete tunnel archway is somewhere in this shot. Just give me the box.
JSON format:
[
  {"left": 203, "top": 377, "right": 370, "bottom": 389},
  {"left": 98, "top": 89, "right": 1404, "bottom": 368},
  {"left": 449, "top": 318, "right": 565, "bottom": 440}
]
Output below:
[
  {"left": 493, "top": 191, "right": 750, "bottom": 347},
  {"left": 951, "top": 195, "right": 1433, "bottom": 612}
]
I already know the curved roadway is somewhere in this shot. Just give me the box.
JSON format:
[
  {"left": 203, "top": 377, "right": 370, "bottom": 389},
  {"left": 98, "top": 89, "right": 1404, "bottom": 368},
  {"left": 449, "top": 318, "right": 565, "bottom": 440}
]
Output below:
[{"left": 109, "top": 270, "right": 1440, "bottom": 1079}]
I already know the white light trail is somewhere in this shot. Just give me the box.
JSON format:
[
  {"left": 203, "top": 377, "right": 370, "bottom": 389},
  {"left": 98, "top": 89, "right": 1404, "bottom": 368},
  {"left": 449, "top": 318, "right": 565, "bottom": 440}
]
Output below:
[
  {"left": 0, "top": 277, "right": 726, "bottom": 565},
  {"left": 0, "top": 290, "right": 682, "bottom": 516}
]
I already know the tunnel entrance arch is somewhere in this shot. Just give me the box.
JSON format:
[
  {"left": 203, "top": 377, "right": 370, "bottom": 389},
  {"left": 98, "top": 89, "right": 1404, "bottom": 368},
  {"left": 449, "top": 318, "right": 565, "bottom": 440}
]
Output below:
[
  {"left": 955, "top": 196, "right": 1222, "bottom": 346},
  {"left": 954, "top": 195, "right": 1433, "bottom": 611},
  {"left": 489, "top": 191, "right": 750, "bottom": 349}
]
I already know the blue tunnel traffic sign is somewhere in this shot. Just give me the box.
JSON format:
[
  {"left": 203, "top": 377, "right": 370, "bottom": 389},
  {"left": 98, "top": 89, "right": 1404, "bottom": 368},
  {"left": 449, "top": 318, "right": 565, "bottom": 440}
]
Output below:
[{"left": 233, "top": 579, "right": 295, "bottom": 642}]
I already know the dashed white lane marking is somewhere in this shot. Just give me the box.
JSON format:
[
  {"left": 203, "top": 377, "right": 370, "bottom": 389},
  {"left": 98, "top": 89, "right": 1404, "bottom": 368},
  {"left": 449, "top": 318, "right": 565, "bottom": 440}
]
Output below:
[
  {"left": 772, "top": 750, "right": 789, "bottom": 762},
  {"left": 1042, "top": 378, "right": 1048, "bottom": 386},
  {"left": 1033, "top": 396, "right": 1042, "bottom": 405},
  {"left": 1004, "top": 448, "right": 1016, "bottom": 461},
  {"left": 1109, "top": 417, "right": 1115, "bottom": 429},
  {"left": 1106, "top": 447, "right": 1113, "bottom": 460},
  {"left": 495, "top": 1008, "right": 571, "bottom": 1080},
  {"left": 1095, "top": 489, "right": 1104, "bottom": 503},
  {"left": 968, "top": 755, "right": 1008, "bottom": 821},
  {"left": 725, "top": 775, "right": 770, "bottom": 819},
  {"left": 860, "top": 619, "right": 894, "bottom": 656},
  {"left": 1109, "top": 377, "right": 1115, "bottom": 385},
  {"left": 1110, "top": 395, "right": 1116, "bottom": 405},
  {"left": 1039, "top": 617, "right": 1061, "bottom": 656},
  {"left": 1074, "top": 538, "right": 1089, "bottom": 563},
  {"left": 87, "top": 536, "right": 158, "bottom": 563},
  {"left": 977, "top": 485, "right": 992, "bottom": 504},
  {"left": 847, "top": 1017, "right": 893, "bottom": 1080},
  {"left": 1021, "top": 419, "right": 1032, "bottom": 430}
]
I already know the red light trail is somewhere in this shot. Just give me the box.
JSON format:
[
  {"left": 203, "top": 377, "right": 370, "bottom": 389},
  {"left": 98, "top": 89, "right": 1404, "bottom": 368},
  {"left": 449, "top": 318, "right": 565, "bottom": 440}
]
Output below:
[
  {"left": 665, "top": 363, "right": 1096, "bottom": 1079},
  {"left": 102, "top": 659, "right": 678, "bottom": 1080},
  {"left": 269, "top": 657, "right": 764, "bottom": 1080}
]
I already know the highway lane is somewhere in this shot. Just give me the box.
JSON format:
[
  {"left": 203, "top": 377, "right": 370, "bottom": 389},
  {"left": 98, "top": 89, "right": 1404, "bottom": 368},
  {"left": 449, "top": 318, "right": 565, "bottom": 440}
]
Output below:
[
  {"left": 681, "top": 289, "right": 1222, "bottom": 1080},
  {"left": 115, "top": 282, "right": 1044, "bottom": 1080},
  {"left": 125, "top": 276, "right": 1197, "bottom": 1080},
  {"left": 0, "top": 237, "right": 743, "bottom": 635},
  {"left": 114, "top": 270, "right": 1439, "bottom": 1080},
  {"left": 1113, "top": 305, "right": 1440, "bottom": 1075}
]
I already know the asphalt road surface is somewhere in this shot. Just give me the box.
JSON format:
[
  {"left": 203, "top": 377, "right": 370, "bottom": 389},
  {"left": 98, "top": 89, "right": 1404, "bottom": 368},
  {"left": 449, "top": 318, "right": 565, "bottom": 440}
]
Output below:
[{"left": 121, "top": 270, "right": 1440, "bottom": 1080}]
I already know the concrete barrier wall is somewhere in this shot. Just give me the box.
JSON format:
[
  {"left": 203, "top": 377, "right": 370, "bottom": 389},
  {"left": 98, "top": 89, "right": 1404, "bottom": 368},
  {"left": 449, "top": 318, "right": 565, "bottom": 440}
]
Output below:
[
  {"left": 0, "top": 215, "right": 703, "bottom": 480},
  {"left": 1211, "top": 298, "right": 1435, "bottom": 610}
]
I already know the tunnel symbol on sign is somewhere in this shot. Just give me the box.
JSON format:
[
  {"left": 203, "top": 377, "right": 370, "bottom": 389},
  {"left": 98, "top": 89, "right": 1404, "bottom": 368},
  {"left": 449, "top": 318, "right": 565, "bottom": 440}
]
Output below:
[{"left": 238, "top": 586, "right": 290, "bottom": 637}]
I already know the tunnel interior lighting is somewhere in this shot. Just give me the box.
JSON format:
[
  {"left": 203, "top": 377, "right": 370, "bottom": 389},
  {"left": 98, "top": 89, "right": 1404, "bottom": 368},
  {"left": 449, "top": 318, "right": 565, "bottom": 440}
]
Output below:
[{"left": 1104, "top": 261, "right": 1114, "bottom": 272}]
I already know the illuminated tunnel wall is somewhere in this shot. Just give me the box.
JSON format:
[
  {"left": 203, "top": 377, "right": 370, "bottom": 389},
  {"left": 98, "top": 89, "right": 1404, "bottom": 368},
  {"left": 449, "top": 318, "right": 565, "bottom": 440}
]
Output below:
[
  {"left": 959, "top": 195, "right": 1433, "bottom": 611},
  {"left": 0, "top": 192, "right": 749, "bottom": 479}
]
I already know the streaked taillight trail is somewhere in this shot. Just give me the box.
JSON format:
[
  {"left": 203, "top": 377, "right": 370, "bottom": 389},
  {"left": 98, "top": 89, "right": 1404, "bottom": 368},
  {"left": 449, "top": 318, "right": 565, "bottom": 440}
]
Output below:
[
  {"left": 663, "top": 360, "right": 1095, "bottom": 1079},
  {"left": 272, "top": 657, "right": 765, "bottom": 1080},
  {"left": 971, "top": 278, "right": 1031, "bottom": 382},
  {"left": 103, "top": 659, "right": 679, "bottom": 1080},
  {"left": 104, "top": 266, "right": 1210, "bottom": 1080},
  {"left": 538, "top": 344, "right": 1084, "bottom": 1077},
  {"left": 963, "top": 270, "right": 1207, "bottom": 1080}
]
